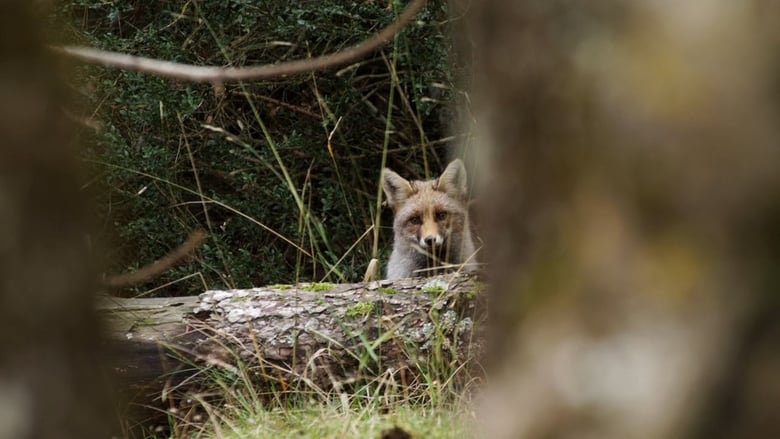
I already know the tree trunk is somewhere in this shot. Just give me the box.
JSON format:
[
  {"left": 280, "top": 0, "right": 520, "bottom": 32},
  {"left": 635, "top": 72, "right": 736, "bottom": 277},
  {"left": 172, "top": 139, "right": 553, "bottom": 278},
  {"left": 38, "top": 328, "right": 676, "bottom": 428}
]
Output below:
[
  {"left": 0, "top": 4, "right": 115, "bottom": 438},
  {"left": 100, "top": 273, "right": 483, "bottom": 417},
  {"left": 469, "top": 2, "right": 780, "bottom": 438}
]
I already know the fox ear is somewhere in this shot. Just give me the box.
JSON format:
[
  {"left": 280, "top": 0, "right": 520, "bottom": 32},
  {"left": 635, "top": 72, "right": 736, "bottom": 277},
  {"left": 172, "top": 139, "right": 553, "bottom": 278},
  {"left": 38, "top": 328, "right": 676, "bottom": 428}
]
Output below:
[
  {"left": 382, "top": 168, "right": 414, "bottom": 209},
  {"left": 437, "top": 159, "right": 468, "bottom": 199}
]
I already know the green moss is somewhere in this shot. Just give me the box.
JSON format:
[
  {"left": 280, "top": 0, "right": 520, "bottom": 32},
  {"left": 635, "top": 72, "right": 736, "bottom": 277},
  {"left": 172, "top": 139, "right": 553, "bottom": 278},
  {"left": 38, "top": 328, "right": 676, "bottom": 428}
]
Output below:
[
  {"left": 268, "top": 284, "right": 293, "bottom": 290},
  {"left": 420, "top": 279, "right": 449, "bottom": 296},
  {"left": 302, "top": 282, "right": 335, "bottom": 292},
  {"left": 345, "top": 301, "right": 374, "bottom": 318},
  {"left": 377, "top": 287, "right": 397, "bottom": 295},
  {"left": 420, "top": 285, "right": 446, "bottom": 295}
]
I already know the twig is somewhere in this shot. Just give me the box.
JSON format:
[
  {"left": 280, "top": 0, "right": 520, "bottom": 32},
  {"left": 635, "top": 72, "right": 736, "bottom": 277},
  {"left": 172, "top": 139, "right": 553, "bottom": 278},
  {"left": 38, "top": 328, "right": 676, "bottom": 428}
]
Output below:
[
  {"left": 234, "top": 91, "right": 322, "bottom": 120},
  {"left": 104, "top": 229, "right": 208, "bottom": 288},
  {"left": 52, "top": 0, "right": 427, "bottom": 83}
]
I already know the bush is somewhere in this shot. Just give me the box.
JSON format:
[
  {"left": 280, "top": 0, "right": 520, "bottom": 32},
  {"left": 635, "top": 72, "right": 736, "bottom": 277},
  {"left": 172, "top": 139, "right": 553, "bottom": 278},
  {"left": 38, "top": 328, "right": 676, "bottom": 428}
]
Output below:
[{"left": 51, "top": 0, "right": 463, "bottom": 296}]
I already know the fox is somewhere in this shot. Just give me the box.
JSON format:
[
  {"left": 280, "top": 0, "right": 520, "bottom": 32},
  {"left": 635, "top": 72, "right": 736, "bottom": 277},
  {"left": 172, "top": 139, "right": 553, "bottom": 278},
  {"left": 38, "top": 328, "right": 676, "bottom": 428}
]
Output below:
[{"left": 382, "top": 159, "right": 477, "bottom": 279}]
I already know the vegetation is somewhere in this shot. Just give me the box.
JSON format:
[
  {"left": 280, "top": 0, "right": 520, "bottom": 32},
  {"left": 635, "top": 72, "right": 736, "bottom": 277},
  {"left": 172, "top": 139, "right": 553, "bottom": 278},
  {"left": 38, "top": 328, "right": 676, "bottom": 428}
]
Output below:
[
  {"left": 51, "top": 0, "right": 466, "bottom": 296},
  {"left": 49, "top": 1, "right": 475, "bottom": 437},
  {"left": 202, "top": 403, "right": 472, "bottom": 439}
]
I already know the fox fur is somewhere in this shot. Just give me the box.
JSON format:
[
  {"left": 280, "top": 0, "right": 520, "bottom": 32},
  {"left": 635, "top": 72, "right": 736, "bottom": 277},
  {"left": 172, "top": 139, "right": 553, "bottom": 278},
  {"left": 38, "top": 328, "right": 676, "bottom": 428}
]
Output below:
[{"left": 382, "top": 159, "right": 476, "bottom": 279}]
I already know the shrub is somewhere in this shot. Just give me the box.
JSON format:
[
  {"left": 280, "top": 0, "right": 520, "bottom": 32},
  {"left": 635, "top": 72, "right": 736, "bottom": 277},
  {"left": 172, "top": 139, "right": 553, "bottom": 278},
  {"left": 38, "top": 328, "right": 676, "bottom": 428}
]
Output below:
[{"left": 51, "top": 0, "right": 463, "bottom": 296}]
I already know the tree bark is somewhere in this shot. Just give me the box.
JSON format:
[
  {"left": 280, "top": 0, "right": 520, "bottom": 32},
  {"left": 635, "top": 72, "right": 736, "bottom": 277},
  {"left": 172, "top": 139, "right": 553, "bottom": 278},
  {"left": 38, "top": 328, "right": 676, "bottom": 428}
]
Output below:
[{"left": 100, "top": 273, "right": 483, "bottom": 415}]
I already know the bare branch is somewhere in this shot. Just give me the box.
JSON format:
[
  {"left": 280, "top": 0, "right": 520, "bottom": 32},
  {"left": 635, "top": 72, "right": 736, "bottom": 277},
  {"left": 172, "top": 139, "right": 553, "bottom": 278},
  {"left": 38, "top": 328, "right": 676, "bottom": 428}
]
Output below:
[
  {"left": 52, "top": 0, "right": 427, "bottom": 83},
  {"left": 104, "top": 229, "right": 207, "bottom": 288}
]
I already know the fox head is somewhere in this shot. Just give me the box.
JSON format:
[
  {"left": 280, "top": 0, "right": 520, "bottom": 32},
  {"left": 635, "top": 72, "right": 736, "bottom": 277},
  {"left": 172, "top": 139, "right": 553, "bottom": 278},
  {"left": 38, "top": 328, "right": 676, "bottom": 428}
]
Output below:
[{"left": 382, "top": 159, "right": 471, "bottom": 265}]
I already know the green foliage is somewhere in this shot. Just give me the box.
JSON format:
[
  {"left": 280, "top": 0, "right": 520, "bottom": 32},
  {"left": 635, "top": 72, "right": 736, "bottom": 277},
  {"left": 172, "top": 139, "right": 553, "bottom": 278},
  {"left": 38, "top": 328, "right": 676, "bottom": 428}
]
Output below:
[{"left": 51, "top": 0, "right": 462, "bottom": 296}]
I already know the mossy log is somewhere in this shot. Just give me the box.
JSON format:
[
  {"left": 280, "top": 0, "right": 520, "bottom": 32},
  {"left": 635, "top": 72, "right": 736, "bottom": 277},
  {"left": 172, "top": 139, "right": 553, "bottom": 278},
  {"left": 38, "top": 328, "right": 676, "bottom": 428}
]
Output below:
[{"left": 99, "top": 273, "right": 484, "bottom": 418}]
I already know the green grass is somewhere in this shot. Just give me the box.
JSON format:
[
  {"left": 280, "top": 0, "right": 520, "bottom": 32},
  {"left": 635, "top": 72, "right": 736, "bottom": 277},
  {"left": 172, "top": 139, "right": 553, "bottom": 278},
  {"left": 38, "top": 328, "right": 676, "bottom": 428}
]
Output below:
[
  {"left": 208, "top": 402, "right": 473, "bottom": 439},
  {"left": 151, "top": 335, "right": 480, "bottom": 439}
]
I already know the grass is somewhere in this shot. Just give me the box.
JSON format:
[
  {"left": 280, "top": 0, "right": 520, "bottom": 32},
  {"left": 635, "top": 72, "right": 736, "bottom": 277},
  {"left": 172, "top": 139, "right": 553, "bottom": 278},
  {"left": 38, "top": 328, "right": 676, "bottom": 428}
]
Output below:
[
  {"left": 145, "top": 321, "right": 480, "bottom": 439},
  {"left": 194, "top": 401, "right": 472, "bottom": 439}
]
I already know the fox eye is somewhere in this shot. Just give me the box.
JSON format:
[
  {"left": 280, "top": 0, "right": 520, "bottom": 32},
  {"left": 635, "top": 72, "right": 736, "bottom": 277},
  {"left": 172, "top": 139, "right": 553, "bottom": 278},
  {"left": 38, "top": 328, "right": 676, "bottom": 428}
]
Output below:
[
  {"left": 409, "top": 216, "right": 422, "bottom": 225},
  {"left": 435, "top": 211, "right": 448, "bottom": 221}
]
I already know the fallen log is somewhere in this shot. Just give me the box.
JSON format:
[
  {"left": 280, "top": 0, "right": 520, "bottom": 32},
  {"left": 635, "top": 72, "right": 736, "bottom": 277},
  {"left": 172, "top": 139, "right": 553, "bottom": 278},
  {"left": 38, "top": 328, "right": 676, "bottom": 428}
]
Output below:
[{"left": 99, "top": 272, "right": 484, "bottom": 422}]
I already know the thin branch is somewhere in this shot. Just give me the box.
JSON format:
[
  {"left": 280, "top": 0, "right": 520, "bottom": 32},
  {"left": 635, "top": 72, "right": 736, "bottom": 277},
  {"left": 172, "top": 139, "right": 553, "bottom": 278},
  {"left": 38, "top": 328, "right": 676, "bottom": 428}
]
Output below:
[
  {"left": 52, "top": 0, "right": 427, "bottom": 83},
  {"left": 104, "top": 229, "right": 207, "bottom": 288}
]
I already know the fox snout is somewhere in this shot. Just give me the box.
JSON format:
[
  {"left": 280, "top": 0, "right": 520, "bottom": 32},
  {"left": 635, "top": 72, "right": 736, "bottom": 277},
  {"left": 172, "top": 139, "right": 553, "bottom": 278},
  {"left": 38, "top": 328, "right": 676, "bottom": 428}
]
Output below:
[
  {"left": 419, "top": 221, "right": 444, "bottom": 248},
  {"left": 420, "top": 233, "right": 443, "bottom": 248}
]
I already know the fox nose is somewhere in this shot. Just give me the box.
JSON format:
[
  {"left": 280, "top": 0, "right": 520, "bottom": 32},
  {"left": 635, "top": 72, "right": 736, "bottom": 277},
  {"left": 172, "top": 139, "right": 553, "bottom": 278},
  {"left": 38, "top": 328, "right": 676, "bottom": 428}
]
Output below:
[{"left": 422, "top": 235, "right": 442, "bottom": 247}]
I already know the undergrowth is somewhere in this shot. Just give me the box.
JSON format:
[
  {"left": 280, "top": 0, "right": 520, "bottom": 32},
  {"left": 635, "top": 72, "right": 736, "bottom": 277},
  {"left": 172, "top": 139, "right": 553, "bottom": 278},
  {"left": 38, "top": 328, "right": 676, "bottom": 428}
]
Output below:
[{"left": 50, "top": 0, "right": 467, "bottom": 297}]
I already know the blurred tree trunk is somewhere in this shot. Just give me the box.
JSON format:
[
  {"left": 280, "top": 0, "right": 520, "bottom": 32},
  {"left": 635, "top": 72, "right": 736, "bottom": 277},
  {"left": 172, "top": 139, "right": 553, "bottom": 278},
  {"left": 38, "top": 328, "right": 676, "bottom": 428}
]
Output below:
[
  {"left": 470, "top": 2, "right": 780, "bottom": 438},
  {"left": 0, "top": 3, "right": 115, "bottom": 439}
]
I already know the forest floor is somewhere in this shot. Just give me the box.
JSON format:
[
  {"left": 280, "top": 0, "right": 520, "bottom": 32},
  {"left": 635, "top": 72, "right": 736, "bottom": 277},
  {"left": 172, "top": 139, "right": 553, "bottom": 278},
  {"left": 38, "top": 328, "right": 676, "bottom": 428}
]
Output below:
[{"left": 152, "top": 399, "right": 474, "bottom": 438}]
